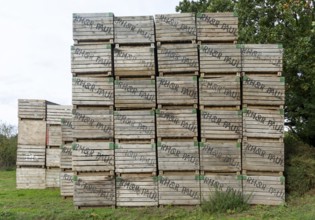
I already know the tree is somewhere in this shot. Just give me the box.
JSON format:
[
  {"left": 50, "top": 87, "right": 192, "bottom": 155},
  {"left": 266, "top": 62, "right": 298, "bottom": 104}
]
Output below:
[{"left": 0, "top": 121, "right": 17, "bottom": 168}]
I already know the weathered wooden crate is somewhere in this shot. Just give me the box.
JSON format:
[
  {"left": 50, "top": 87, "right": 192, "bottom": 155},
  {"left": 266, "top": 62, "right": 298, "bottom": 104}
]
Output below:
[
  {"left": 243, "top": 107, "right": 284, "bottom": 139},
  {"left": 47, "top": 124, "right": 62, "bottom": 147},
  {"left": 155, "top": 13, "right": 196, "bottom": 43},
  {"left": 18, "top": 120, "right": 46, "bottom": 145},
  {"left": 158, "top": 171, "right": 200, "bottom": 205},
  {"left": 115, "top": 141, "right": 156, "bottom": 173},
  {"left": 47, "top": 105, "right": 72, "bottom": 125},
  {"left": 115, "top": 79, "right": 156, "bottom": 109},
  {"left": 241, "top": 44, "right": 283, "bottom": 73},
  {"left": 200, "top": 172, "right": 242, "bottom": 202},
  {"left": 114, "top": 46, "right": 155, "bottom": 77},
  {"left": 157, "top": 43, "right": 198, "bottom": 74},
  {"left": 60, "top": 144, "right": 72, "bottom": 170},
  {"left": 199, "top": 75, "right": 241, "bottom": 107},
  {"left": 16, "top": 145, "right": 45, "bottom": 167},
  {"left": 199, "top": 45, "right": 241, "bottom": 75},
  {"left": 16, "top": 167, "right": 46, "bottom": 189},
  {"left": 46, "top": 148, "right": 61, "bottom": 167},
  {"left": 71, "top": 44, "right": 112, "bottom": 75},
  {"left": 243, "top": 173, "right": 285, "bottom": 205},
  {"left": 61, "top": 119, "right": 73, "bottom": 143},
  {"left": 72, "top": 141, "right": 114, "bottom": 172},
  {"left": 114, "top": 110, "right": 155, "bottom": 140},
  {"left": 72, "top": 107, "right": 114, "bottom": 139},
  {"left": 243, "top": 138, "right": 284, "bottom": 172},
  {"left": 114, "top": 16, "right": 155, "bottom": 45},
  {"left": 200, "top": 140, "right": 241, "bottom": 172},
  {"left": 46, "top": 168, "right": 60, "bottom": 188},
  {"left": 156, "top": 109, "right": 198, "bottom": 138},
  {"left": 73, "top": 13, "right": 114, "bottom": 43},
  {"left": 157, "top": 76, "right": 198, "bottom": 107},
  {"left": 18, "top": 99, "right": 47, "bottom": 120},
  {"left": 157, "top": 140, "right": 199, "bottom": 171},
  {"left": 197, "top": 13, "right": 238, "bottom": 43},
  {"left": 72, "top": 76, "right": 114, "bottom": 106},
  {"left": 200, "top": 109, "right": 242, "bottom": 139},
  {"left": 243, "top": 75, "right": 285, "bottom": 106},
  {"left": 74, "top": 172, "right": 116, "bottom": 208},
  {"left": 60, "top": 170, "right": 74, "bottom": 197}
]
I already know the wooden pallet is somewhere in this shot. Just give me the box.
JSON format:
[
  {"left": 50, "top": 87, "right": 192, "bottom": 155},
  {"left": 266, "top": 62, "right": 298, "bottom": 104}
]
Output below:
[
  {"left": 16, "top": 145, "right": 46, "bottom": 167},
  {"left": 71, "top": 44, "right": 112, "bottom": 75},
  {"left": 60, "top": 144, "right": 72, "bottom": 170},
  {"left": 47, "top": 124, "right": 62, "bottom": 147},
  {"left": 60, "top": 170, "right": 74, "bottom": 197},
  {"left": 61, "top": 108, "right": 73, "bottom": 142},
  {"left": 114, "top": 46, "right": 155, "bottom": 77},
  {"left": 155, "top": 13, "right": 196, "bottom": 43},
  {"left": 200, "top": 44, "right": 241, "bottom": 74},
  {"left": 156, "top": 109, "right": 198, "bottom": 138},
  {"left": 46, "top": 167, "right": 60, "bottom": 188},
  {"left": 197, "top": 12, "right": 238, "bottom": 43},
  {"left": 116, "top": 173, "right": 158, "bottom": 207},
  {"left": 46, "top": 147, "right": 61, "bottom": 168},
  {"left": 157, "top": 76, "right": 198, "bottom": 106},
  {"left": 114, "top": 16, "right": 155, "bottom": 45},
  {"left": 47, "top": 105, "right": 72, "bottom": 125},
  {"left": 18, "top": 120, "right": 46, "bottom": 145},
  {"left": 73, "top": 13, "right": 114, "bottom": 44},
  {"left": 18, "top": 99, "right": 47, "bottom": 120},
  {"left": 72, "top": 76, "right": 114, "bottom": 106},
  {"left": 114, "top": 110, "right": 155, "bottom": 140},
  {"left": 199, "top": 75, "right": 241, "bottom": 107},
  {"left": 200, "top": 139, "right": 241, "bottom": 172},
  {"left": 115, "top": 78, "right": 156, "bottom": 109},
  {"left": 16, "top": 167, "right": 46, "bottom": 189},
  {"left": 157, "top": 43, "right": 198, "bottom": 74}
]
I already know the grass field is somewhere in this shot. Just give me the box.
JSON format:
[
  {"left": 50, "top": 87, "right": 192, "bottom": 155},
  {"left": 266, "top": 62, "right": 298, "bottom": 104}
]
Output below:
[{"left": 0, "top": 170, "right": 315, "bottom": 220}]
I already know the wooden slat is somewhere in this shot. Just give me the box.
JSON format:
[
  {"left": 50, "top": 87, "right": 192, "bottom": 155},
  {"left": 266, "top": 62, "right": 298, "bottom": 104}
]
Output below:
[
  {"left": 18, "top": 120, "right": 46, "bottom": 145},
  {"left": 16, "top": 168, "right": 46, "bottom": 189},
  {"left": 60, "top": 144, "right": 72, "bottom": 170},
  {"left": 18, "top": 99, "right": 46, "bottom": 120},
  {"left": 60, "top": 171, "right": 74, "bottom": 197},
  {"left": 46, "top": 148, "right": 61, "bottom": 167},
  {"left": 47, "top": 105, "right": 72, "bottom": 124},
  {"left": 16, "top": 145, "right": 45, "bottom": 167},
  {"left": 47, "top": 124, "right": 62, "bottom": 146},
  {"left": 46, "top": 168, "right": 60, "bottom": 188}
]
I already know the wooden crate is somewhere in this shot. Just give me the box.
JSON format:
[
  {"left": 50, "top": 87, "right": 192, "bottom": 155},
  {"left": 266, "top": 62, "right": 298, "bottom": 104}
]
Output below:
[
  {"left": 72, "top": 107, "right": 114, "bottom": 139},
  {"left": 16, "top": 145, "right": 45, "bottom": 167},
  {"left": 199, "top": 44, "right": 241, "bottom": 74},
  {"left": 18, "top": 99, "right": 46, "bottom": 120},
  {"left": 157, "top": 140, "right": 199, "bottom": 171},
  {"left": 114, "top": 46, "right": 155, "bottom": 77},
  {"left": 72, "top": 76, "right": 114, "bottom": 106},
  {"left": 197, "top": 13, "right": 238, "bottom": 43},
  {"left": 243, "top": 173, "right": 285, "bottom": 205},
  {"left": 60, "top": 144, "right": 72, "bottom": 170},
  {"left": 114, "top": 110, "right": 155, "bottom": 140},
  {"left": 115, "top": 79, "right": 156, "bottom": 109},
  {"left": 158, "top": 171, "right": 200, "bottom": 205},
  {"left": 155, "top": 13, "right": 196, "bottom": 43},
  {"left": 157, "top": 43, "right": 198, "bottom": 74},
  {"left": 61, "top": 119, "right": 73, "bottom": 143},
  {"left": 157, "top": 76, "right": 198, "bottom": 107},
  {"left": 18, "top": 120, "right": 46, "bottom": 145},
  {"left": 46, "top": 148, "right": 61, "bottom": 167},
  {"left": 47, "top": 105, "right": 72, "bottom": 125},
  {"left": 115, "top": 141, "right": 156, "bottom": 173},
  {"left": 114, "top": 16, "right": 154, "bottom": 44},
  {"left": 200, "top": 109, "right": 242, "bottom": 139},
  {"left": 156, "top": 109, "right": 197, "bottom": 138},
  {"left": 46, "top": 168, "right": 60, "bottom": 188},
  {"left": 47, "top": 124, "right": 62, "bottom": 147},
  {"left": 243, "top": 107, "right": 284, "bottom": 139},
  {"left": 74, "top": 172, "right": 115, "bottom": 208},
  {"left": 116, "top": 173, "right": 158, "bottom": 207},
  {"left": 243, "top": 138, "right": 284, "bottom": 172},
  {"left": 199, "top": 75, "right": 241, "bottom": 107},
  {"left": 73, "top": 13, "right": 114, "bottom": 43},
  {"left": 16, "top": 167, "right": 46, "bottom": 189},
  {"left": 200, "top": 140, "right": 241, "bottom": 172},
  {"left": 71, "top": 44, "right": 112, "bottom": 75},
  {"left": 243, "top": 75, "right": 285, "bottom": 106},
  {"left": 60, "top": 170, "right": 74, "bottom": 197},
  {"left": 72, "top": 141, "right": 114, "bottom": 172},
  {"left": 241, "top": 44, "right": 283, "bottom": 73},
  {"left": 200, "top": 172, "right": 242, "bottom": 202}
]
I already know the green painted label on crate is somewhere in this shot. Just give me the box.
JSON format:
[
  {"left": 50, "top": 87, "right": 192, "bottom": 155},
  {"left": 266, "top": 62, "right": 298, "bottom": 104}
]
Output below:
[
  {"left": 236, "top": 142, "right": 241, "bottom": 148},
  {"left": 192, "top": 76, "right": 197, "bottom": 81},
  {"left": 236, "top": 44, "right": 244, "bottom": 49},
  {"left": 194, "top": 141, "right": 199, "bottom": 147},
  {"left": 73, "top": 176, "right": 78, "bottom": 182},
  {"left": 237, "top": 175, "right": 246, "bottom": 180},
  {"left": 151, "top": 143, "right": 156, "bottom": 149},
  {"left": 199, "top": 142, "right": 205, "bottom": 148},
  {"left": 242, "top": 108, "right": 248, "bottom": 113},
  {"left": 278, "top": 44, "right": 283, "bottom": 49},
  {"left": 152, "top": 176, "right": 158, "bottom": 182},
  {"left": 72, "top": 143, "right": 77, "bottom": 150},
  {"left": 114, "top": 80, "right": 119, "bottom": 85},
  {"left": 280, "top": 77, "right": 285, "bottom": 83},
  {"left": 109, "top": 143, "right": 118, "bottom": 149},
  {"left": 196, "top": 12, "right": 203, "bottom": 18},
  {"left": 155, "top": 109, "right": 160, "bottom": 115},
  {"left": 280, "top": 176, "right": 285, "bottom": 185},
  {"left": 192, "top": 109, "right": 197, "bottom": 114},
  {"left": 108, "top": 77, "right": 114, "bottom": 83},
  {"left": 279, "top": 109, "right": 284, "bottom": 115},
  {"left": 195, "top": 175, "right": 204, "bottom": 181},
  {"left": 151, "top": 80, "right": 155, "bottom": 85},
  {"left": 233, "top": 11, "right": 238, "bottom": 17},
  {"left": 157, "top": 142, "right": 161, "bottom": 147},
  {"left": 242, "top": 75, "right": 249, "bottom": 81}
]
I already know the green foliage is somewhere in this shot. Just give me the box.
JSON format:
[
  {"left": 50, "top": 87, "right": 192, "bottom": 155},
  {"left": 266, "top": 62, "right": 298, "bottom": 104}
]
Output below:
[
  {"left": 0, "top": 121, "right": 17, "bottom": 169},
  {"left": 176, "top": 0, "right": 235, "bottom": 13}
]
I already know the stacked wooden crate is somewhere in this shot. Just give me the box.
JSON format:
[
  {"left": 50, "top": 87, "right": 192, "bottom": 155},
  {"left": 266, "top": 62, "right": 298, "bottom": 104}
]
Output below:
[
  {"left": 241, "top": 44, "right": 285, "bottom": 205},
  {"left": 155, "top": 13, "right": 200, "bottom": 206},
  {"left": 114, "top": 15, "right": 158, "bottom": 207},
  {"left": 72, "top": 13, "right": 115, "bottom": 209}
]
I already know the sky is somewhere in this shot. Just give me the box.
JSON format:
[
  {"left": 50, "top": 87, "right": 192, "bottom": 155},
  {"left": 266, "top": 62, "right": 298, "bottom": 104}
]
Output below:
[{"left": 0, "top": 0, "right": 180, "bottom": 127}]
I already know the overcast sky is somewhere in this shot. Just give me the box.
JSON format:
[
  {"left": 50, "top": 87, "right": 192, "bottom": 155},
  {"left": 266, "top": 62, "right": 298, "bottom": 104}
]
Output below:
[{"left": 0, "top": 0, "right": 179, "bottom": 127}]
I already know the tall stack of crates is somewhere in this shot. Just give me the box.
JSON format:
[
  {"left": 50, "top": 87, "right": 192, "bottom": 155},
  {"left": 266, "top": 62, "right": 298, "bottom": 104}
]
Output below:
[
  {"left": 155, "top": 13, "right": 200, "bottom": 206},
  {"left": 114, "top": 15, "right": 158, "bottom": 207},
  {"left": 72, "top": 13, "right": 116, "bottom": 209}
]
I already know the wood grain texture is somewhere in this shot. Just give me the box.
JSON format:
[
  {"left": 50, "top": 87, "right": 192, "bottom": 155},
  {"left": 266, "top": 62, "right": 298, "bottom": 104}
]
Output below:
[
  {"left": 60, "top": 171, "right": 74, "bottom": 197},
  {"left": 47, "top": 105, "right": 73, "bottom": 125},
  {"left": 47, "top": 125, "right": 62, "bottom": 146},
  {"left": 60, "top": 144, "right": 72, "bottom": 170},
  {"left": 46, "top": 148, "right": 61, "bottom": 167},
  {"left": 18, "top": 120, "right": 46, "bottom": 145},
  {"left": 46, "top": 168, "right": 60, "bottom": 188},
  {"left": 16, "top": 168, "right": 46, "bottom": 189},
  {"left": 16, "top": 145, "right": 45, "bottom": 167},
  {"left": 18, "top": 99, "right": 47, "bottom": 120}
]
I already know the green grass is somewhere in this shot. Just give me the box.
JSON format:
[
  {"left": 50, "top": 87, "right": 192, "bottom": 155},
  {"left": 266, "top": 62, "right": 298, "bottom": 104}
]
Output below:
[{"left": 1, "top": 171, "right": 315, "bottom": 219}]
